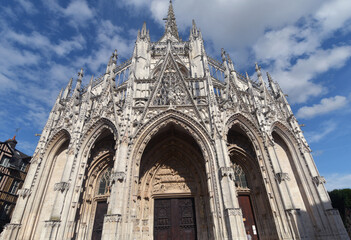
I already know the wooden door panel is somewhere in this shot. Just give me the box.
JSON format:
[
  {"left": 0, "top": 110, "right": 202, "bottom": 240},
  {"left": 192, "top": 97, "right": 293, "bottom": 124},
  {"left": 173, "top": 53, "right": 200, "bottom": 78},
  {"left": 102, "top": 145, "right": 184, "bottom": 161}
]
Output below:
[
  {"left": 92, "top": 200, "right": 108, "bottom": 240},
  {"left": 154, "top": 199, "right": 172, "bottom": 240},
  {"left": 154, "top": 198, "right": 196, "bottom": 240},
  {"left": 178, "top": 198, "right": 196, "bottom": 240},
  {"left": 238, "top": 195, "right": 259, "bottom": 240}
]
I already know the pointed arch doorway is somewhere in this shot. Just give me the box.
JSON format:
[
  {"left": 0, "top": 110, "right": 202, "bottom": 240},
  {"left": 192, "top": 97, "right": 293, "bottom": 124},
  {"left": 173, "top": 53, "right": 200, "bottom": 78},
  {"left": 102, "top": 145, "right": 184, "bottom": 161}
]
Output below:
[
  {"left": 135, "top": 123, "right": 212, "bottom": 240},
  {"left": 227, "top": 125, "right": 279, "bottom": 240}
]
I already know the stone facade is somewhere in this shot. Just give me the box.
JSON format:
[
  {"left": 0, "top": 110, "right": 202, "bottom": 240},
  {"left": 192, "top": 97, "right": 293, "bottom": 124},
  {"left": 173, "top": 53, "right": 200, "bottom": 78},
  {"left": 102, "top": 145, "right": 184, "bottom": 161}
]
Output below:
[{"left": 1, "top": 1, "right": 349, "bottom": 240}]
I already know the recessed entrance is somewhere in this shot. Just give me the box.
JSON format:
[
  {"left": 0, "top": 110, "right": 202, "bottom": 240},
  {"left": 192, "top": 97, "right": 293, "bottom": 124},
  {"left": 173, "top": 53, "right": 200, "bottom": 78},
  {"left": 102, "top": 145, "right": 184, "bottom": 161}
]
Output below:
[
  {"left": 154, "top": 198, "right": 197, "bottom": 240},
  {"left": 92, "top": 200, "right": 108, "bottom": 240},
  {"left": 238, "top": 195, "right": 259, "bottom": 240}
]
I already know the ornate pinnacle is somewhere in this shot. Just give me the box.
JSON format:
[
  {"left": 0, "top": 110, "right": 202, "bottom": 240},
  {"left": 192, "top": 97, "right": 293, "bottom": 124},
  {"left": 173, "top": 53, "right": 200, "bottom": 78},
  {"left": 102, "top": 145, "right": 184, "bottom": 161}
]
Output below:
[
  {"left": 163, "top": 0, "right": 179, "bottom": 40},
  {"left": 267, "top": 72, "right": 278, "bottom": 96},
  {"left": 112, "top": 49, "right": 118, "bottom": 64},
  {"left": 62, "top": 78, "right": 73, "bottom": 99},
  {"left": 221, "top": 48, "right": 226, "bottom": 62},
  {"left": 78, "top": 68, "right": 84, "bottom": 82},
  {"left": 191, "top": 19, "right": 197, "bottom": 36},
  {"left": 141, "top": 22, "right": 147, "bottom": 36},
  {"left": 255, "top": 62, "right": 262, "bottom": 78}
]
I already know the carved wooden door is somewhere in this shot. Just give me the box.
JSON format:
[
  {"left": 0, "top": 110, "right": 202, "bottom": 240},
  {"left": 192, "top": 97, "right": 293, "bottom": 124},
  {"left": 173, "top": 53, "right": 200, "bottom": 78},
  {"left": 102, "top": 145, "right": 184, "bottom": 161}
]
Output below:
[
  {"left": 92, "top": 200, "right": 108, "bottom": 240},
  {"left": 154, "top": 198, "right": 197, "bottom": 240},
  {"left": 238, "top": 195, "right": 259, "bottom": 240}
]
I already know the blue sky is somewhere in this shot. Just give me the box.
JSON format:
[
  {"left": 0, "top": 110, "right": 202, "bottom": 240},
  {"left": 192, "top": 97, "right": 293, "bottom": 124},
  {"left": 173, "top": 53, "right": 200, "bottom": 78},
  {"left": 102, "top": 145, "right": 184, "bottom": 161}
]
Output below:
[{"left": 0, "top": 0, "right": 350, "bottom": 190}]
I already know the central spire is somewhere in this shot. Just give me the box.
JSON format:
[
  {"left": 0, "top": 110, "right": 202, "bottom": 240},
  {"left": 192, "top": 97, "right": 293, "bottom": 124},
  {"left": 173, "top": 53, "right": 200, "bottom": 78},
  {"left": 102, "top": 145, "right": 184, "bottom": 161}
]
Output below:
[{"left": 161, "top": 0, "right": 179, "bottom": 41}]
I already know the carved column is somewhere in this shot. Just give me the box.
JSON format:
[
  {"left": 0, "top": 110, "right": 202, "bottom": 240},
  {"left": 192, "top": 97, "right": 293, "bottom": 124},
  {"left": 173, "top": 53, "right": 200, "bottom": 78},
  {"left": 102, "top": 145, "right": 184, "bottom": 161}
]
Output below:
[
  {"left": 102, "top": 138, "right": 128, "bottom": 239},
  {"left": 216, "top": 137, "right": 247, "bottom": 240}
]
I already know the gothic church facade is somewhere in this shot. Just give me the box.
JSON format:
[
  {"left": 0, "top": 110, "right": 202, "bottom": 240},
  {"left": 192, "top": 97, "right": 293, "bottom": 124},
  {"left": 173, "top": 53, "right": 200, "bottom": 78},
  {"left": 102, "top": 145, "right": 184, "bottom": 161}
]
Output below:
[{"left": 1, "top": 2, "right": 349, "bottom": 240}]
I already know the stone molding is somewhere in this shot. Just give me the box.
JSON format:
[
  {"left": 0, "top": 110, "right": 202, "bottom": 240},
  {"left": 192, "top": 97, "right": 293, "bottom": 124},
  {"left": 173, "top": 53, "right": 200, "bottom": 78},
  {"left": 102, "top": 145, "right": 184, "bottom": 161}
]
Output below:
[
  {"left": 312, "top": 176, "right": 326, "bottom": 186},
  {"left": 44, "top": 220, "right": 61, "bottom": 228},
  {"left": 54, "top": 182, "right": 70, "bottom": 192},
  {"left": 111, "top": 171, "right": 125, "bottom": 182},
  {"left": 219, "top": 167, "right": 234, "bottom": 181},
  {"left": 225, "top": 208, "right": 242, "bottom": 216},
  {"left": 18, "top": 188, "right": 31, "bottom": 198},
  {"left": 4, "top": 223, "right": 21, "bottom": 230},
  {"left": 286, "top": 208, "right": 301, "bottom": 216},
  {"left": 325, "top": 209, "right": 339, "bottom": 216},
  {"left": 275, "top": 172, "right": 290, "bottom": 183},
  {"left": 104, "top": 214, "right": 122, "bottom": 223}
]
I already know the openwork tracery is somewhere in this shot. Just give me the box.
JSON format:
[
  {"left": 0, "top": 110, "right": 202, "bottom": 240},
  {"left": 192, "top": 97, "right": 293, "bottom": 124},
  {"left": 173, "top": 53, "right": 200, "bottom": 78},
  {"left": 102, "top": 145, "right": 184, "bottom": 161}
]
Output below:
[
  {"left": 97, "top": 168, "right": 112, "bottom": 196},
  {"left": 233, "top": 163, "right": 249, "bottom": 190}
]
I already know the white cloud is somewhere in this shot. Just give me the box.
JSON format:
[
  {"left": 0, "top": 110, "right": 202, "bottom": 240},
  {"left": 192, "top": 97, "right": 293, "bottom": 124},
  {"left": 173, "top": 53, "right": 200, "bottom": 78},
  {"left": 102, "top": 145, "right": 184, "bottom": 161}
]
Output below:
[
  {"left": 75, "top": 20, "right": 134, "bottom": 72},
  {"left": 4, "top": 30, "right": 86, "bottom": 57},
  {"left": 297, "top": 96, "right": 348, "bottom": 119},
  {"left": 316, "top": 0, "right": 351, "bottom": 33},
  {"left": 16, "top": 0, "right": 38, "bottom": 14},
  {"left": 42, "top": 0, "right": 95, "bottom": 27},
  {"left": 305, "top": 122, "right": 336, "bottom": 143},
  {"left": 324, "top": 173, "right": 351, "bottom": 190},
  {"left": 271, "top": 46, "right": 351, "bottom": 103},
  {"left": 63, "top": 0, "right": 94, "bottom": 25}
]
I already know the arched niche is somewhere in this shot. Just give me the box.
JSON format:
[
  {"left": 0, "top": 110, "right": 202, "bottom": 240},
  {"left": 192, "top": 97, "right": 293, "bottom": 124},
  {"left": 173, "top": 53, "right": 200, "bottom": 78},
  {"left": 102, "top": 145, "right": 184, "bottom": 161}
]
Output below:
[
  {"left": 33, "top": 131, "right": 70, "bottom": 239},
  {"left": 271, "top": 131, "right": 305, "bottom": 210},
  {"left": 74, "top": 128, "right": 115, "bottom": 240},
  {"left": 135, "top": 122, "right": 212, "bottom": 240},
  {"left": 227, "top": 125, "right": 278, "bottom": 240}
]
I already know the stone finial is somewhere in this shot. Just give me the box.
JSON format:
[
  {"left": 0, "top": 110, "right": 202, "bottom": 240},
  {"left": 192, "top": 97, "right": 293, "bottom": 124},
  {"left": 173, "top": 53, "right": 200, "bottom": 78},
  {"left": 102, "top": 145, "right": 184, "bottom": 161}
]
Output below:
[
  {"left": 78, "top": 68, "right": 84, "bottom": 81},
  {"left": 267, "top": 72, "right": 278, "bottom": 96},
  {"left": 255, "top": 62, "right": 262, "bottom": 78},
  {"left": 75, "top": 68, "right": 83, "bottom": 92},
  {"left": 141, "top": 22, "right": 147, "bottom": 37},
  {"left": 190, "top": 19, "right": 198, "bottom": 37},
  {"left": 113, "top": 49, "right": 118, "bottom": 64},
  {"left": 62, "top": 78, "right": 73, "bottom": 99},
  {"left": 221, "top": 48, "right": 226, "bottom": 62}
]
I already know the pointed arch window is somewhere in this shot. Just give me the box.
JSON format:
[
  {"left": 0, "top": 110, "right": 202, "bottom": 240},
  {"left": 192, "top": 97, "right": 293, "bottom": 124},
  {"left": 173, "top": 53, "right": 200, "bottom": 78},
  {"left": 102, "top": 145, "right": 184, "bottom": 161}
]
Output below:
[
  {"left": 233, "top": 163, "right": 249, "bottom": 190},
  {"left": 97, "top": 168, "right": 112, "bottom": 195}
]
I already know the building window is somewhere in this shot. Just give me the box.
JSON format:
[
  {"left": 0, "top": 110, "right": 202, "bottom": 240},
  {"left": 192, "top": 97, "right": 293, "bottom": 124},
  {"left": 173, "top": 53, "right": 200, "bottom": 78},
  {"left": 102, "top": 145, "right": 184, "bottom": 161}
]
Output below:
[
  {"left": 20, "top": 162, "right": 27, "bottom": 171},
  {"left": 9, "top": 180, "right": 20, "bottom": 194},
  {"left": 0, "top": 156, "right": 10, "bottom": 167},
  {"left": 98, "top": 169, "right": 111, "bottom": 195},
  {"left": 0, "top": 203, "right": 11, "bottom": 220},
  {"left": 233, "top": 163, "right": 249, "bottom": 190}
]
